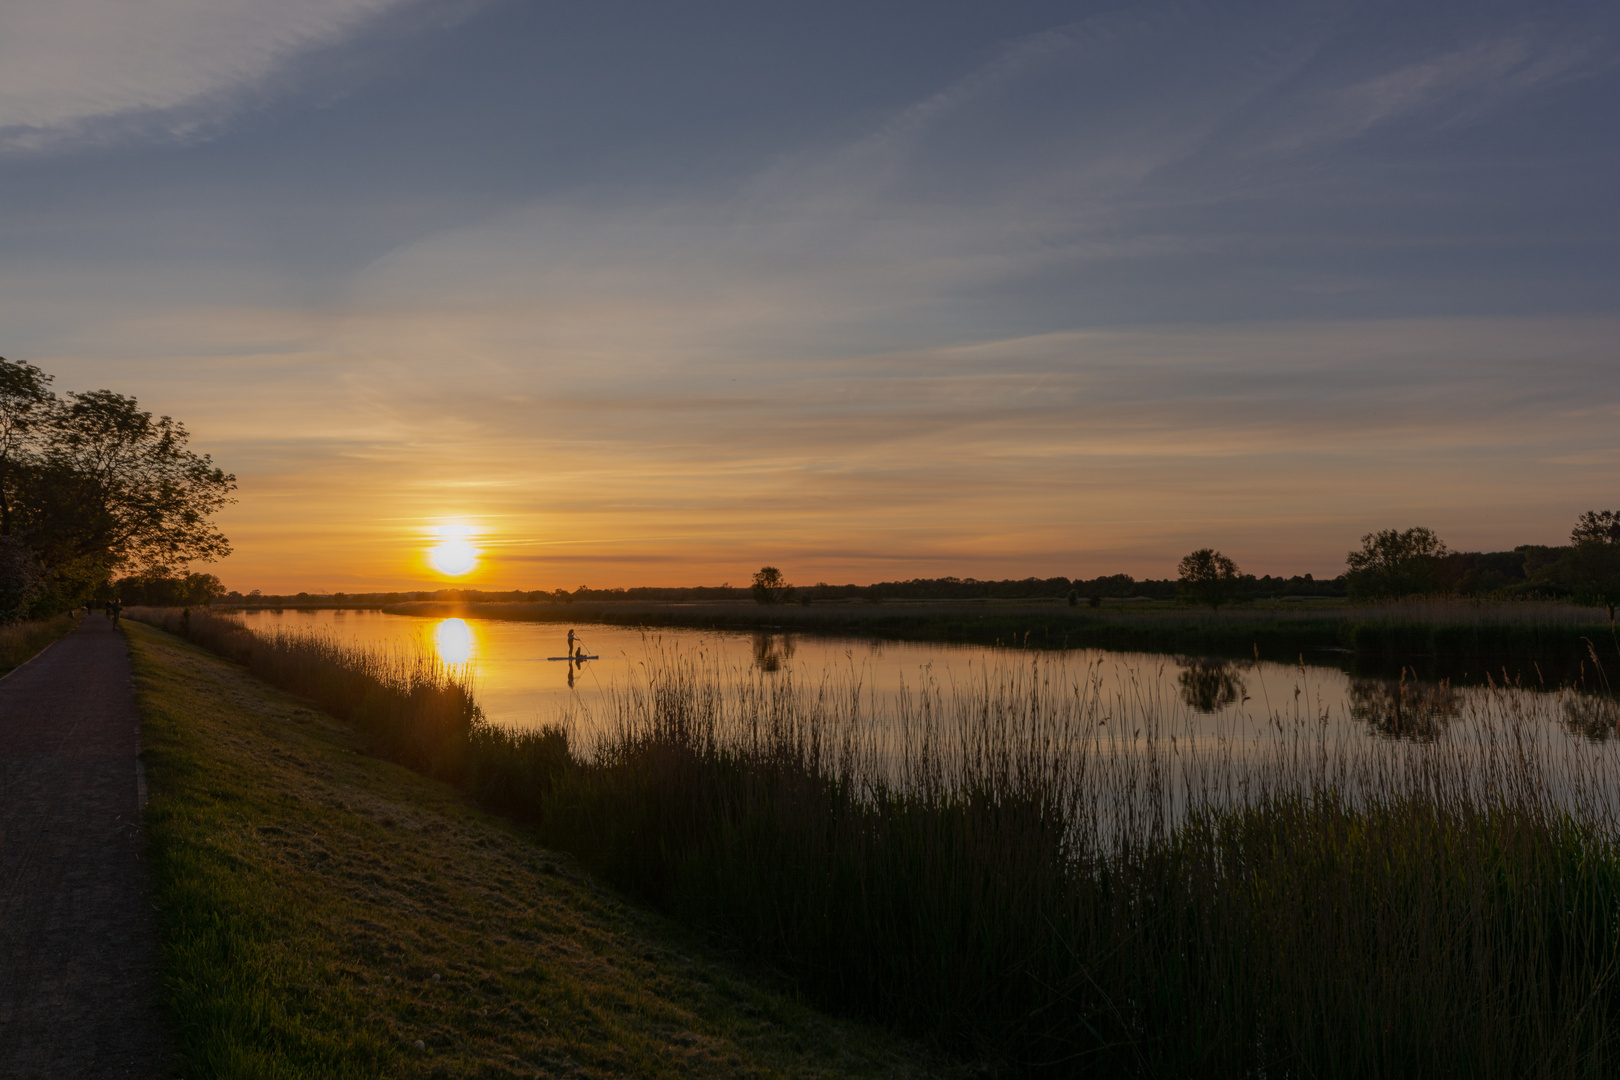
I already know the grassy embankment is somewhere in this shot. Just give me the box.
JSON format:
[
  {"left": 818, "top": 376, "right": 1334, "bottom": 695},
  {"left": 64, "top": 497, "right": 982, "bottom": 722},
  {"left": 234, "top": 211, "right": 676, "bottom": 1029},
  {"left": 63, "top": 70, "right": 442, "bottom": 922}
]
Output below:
[
  {"left": 0, "top": 611, "right": 79, "bottom": 675},
  {"left": 371, "top": 596, "right": 1620, "bottom": 677},
  {"left": 137, "top": 607, "right": 1620, "bottom": 1077},
  {"left": 126, "top": 619, "right": 963, "bottom": 1078}
]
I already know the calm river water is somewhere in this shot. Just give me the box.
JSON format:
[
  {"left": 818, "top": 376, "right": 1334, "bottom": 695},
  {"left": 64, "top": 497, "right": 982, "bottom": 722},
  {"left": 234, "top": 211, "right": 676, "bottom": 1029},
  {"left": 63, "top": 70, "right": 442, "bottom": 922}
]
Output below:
[{"left": 229, "top": 609, "right": 1614, "bottom": 749}]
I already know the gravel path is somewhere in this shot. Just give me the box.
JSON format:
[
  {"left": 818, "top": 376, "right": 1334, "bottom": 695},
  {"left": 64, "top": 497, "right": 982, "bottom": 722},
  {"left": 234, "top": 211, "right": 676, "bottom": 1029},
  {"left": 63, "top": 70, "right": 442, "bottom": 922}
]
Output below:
[{"left": 0, "top": 616, "right": 169, "bottom": 1078}]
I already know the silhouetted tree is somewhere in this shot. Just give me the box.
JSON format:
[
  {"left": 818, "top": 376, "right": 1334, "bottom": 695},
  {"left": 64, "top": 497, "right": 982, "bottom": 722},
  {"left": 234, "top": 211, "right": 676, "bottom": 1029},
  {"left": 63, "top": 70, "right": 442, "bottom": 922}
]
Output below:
[
  {"left": 113, "top": 571, "right": 225, "bottom": 607},
  {"left": 1345, "top": 527, "right": 1448, "bottom": 600},
  {"left": 1531, "top": 510, "right": 1620, "bottom": 621},
  {"left": 751, "top": 566, "right": 794, "bottom": 604},
  {"left": 1177, "top": 549, "right": 1239, "bottom": 610},
  {"left": 0, "top": 359, "right": 236, "bottom": 616},
  {"left": 23, "top": 390, "right": 235, "bottom": 600},
  {"left": 1572, "top": 510, "right": 1620, "bottom": 547},
  {"left": 0, "top": 358, "right": 54, "bottom": 538},
  {"left": 0, "top": 359, "right": 55, "bottom": 618},
  {"left": 0, "top": 534, "right": 44, "bottom": 622}
]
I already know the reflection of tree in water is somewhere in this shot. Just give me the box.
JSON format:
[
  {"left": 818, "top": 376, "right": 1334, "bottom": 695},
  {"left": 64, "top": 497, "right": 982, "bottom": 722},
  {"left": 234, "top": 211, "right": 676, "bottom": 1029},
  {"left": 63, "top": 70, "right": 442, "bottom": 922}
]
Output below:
[
  {"left": 1562, "top": 694, "right": 1620, "bottom": 741},
  {"left": 1177, "top": 659, "right": 1246, "bottom": 713},
  {"left": 752, "top": 633, "right": 796, "bottom": 673},
  {"left": 1348, "top": 672, "right": 1458, "bottom": 741}
]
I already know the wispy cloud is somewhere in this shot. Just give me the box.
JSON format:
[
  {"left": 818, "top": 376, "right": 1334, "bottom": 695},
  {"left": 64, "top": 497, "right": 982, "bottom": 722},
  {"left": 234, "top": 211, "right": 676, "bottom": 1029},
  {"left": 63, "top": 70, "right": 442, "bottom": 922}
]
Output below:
[
  {"left": 1345, "top": 35, "right": 1593, "bottom": 129},
  {"left": 31, "top": 290, "right": 1617, "bottom": 588},
  {"left": 1256, "top": 28, "right": 1611, "bottom": 157},
  {"left": 4, "top": 1, "right": 1616, "bottom": 588},
  {"left": 0, "top": 0, "right": 461, "bottom": 154}
]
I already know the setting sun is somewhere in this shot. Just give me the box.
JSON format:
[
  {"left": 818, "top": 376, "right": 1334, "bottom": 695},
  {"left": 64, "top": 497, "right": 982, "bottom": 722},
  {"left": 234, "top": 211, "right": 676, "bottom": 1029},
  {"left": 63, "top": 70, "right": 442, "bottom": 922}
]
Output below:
[
  {"left": 430, "top": 539, "right": 478, "bottom": 576},
  {"left": 426, "top": 522, "right": 481, "bottom": 577}
]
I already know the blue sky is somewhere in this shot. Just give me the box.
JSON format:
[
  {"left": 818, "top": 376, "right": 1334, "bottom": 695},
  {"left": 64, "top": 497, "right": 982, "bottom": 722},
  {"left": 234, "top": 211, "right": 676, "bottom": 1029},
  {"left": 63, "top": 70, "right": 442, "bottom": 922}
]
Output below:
[{"left": 3, "top": 0, "right": 1617, "bottom": 589}]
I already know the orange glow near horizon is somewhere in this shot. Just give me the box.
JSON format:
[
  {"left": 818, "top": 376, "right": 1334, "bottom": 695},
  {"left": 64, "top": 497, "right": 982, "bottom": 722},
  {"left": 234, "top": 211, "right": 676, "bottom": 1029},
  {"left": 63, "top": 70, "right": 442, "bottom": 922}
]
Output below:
[{"left": 149, "top": 320, "right": 1617, "bottom": 596}]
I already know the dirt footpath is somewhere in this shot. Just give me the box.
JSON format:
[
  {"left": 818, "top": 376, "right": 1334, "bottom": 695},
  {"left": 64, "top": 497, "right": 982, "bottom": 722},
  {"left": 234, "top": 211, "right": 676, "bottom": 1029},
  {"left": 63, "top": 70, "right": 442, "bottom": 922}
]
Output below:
[{"left": 0, "top": 616, "right": 168, "bottom": 1078}]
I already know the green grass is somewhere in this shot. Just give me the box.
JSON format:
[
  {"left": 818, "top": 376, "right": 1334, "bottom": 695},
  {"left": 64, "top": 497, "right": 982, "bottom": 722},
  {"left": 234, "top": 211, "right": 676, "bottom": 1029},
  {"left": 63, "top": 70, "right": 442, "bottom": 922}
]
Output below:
[
  {"left": 0, "top": 611, "right": 80, "bottom": 675},
  {"left": 134, "top": 608, "right": 1620, "bottom": 1077},
  {"left": 127, "top": 619, "right": 968, "bottom": 1079}
]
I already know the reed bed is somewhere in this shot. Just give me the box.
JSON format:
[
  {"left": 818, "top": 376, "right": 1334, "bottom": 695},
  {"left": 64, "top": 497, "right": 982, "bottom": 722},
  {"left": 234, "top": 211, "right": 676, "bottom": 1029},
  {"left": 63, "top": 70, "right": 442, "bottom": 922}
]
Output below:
[
  {"left": 133, "top": 607, "right": 1620, "bottom": 1077},
  {"left": 1336, "top": 598, "right": 1620, "bottom": 666},
  {"left": 0, "top": 611, "right": 79, "bottom": 674},
  {"left": 127, "top": 607, "right": 478, "bottom": 781}
]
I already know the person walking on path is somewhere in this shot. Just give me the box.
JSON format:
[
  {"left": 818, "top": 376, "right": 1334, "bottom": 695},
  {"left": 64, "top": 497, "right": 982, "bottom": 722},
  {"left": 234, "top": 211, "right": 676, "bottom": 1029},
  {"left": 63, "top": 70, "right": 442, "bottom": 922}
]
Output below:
[{"left": 0, "top": 616, "right": 168, "bottom": 1078}]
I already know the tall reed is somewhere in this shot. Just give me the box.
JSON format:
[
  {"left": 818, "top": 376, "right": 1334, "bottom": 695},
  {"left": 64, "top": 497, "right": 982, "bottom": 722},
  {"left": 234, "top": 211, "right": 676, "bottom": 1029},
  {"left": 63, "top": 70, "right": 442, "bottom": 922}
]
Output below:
[
  {"left": 0, "top": 611, "right": 79, "bottom": 674},
  {"left": 533, "top": 653, "right": 1620, "bottom": 1076},
  {"left": 129, "top": 607, "right": 478, "bottom": 780},
  {"left": 132, "top": 608, "right": 1620, "bottom": 1077}
]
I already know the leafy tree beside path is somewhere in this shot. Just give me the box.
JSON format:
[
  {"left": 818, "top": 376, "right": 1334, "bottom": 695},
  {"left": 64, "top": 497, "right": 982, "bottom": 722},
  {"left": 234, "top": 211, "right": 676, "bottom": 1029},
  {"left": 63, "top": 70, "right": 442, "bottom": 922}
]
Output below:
[{"left": 0, "top": 357, "right": 234, "bottom": 619}]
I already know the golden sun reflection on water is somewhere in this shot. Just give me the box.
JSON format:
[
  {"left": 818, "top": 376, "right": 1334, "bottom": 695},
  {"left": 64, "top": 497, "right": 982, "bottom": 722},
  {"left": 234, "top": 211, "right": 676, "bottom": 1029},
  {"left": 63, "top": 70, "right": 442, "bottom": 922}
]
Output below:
[{"left": 433, "top": 618, "right": 476, "bottom": 665}]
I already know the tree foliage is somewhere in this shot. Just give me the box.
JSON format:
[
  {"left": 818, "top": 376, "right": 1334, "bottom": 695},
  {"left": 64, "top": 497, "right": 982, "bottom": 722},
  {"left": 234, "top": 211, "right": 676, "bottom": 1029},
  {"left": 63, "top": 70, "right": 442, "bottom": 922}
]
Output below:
[
  {"left": 0, "top": 358, "right": 54, "bottom": 538},
  {"left": 1572, "top": 509, "right": 1620, "bottom": 547},
  {"left": 1520, "top": 510, "right": 1620, "bottom": 619},
  {"left": 0, "top": 357, "right": 236, "bottom": 618},
  {"left": 1177, "top": 548, "right": 1240, "bottom": 610},
  {"left": 113, "top": 571, "right": 226, "bottom": 607},
  {"left": 1345, "top": 527, "right": 1448, "bottom": 600},
  {"left": 750, "top": 566, "right": 795, "bottom": 605}
]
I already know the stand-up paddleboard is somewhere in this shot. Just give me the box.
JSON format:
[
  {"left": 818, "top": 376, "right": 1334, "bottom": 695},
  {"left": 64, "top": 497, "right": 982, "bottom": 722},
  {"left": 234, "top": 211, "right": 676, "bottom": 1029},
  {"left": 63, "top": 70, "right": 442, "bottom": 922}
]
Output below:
[{"left": 547, "top": 655, "right": 599, "bottom": 661}]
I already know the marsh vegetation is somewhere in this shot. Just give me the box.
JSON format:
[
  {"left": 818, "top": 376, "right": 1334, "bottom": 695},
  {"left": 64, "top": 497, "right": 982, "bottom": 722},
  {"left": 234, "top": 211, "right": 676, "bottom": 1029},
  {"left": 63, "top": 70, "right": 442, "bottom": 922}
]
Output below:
[
  {"left": 132, "top": 606, "right": 1620, "bottom": 1076},
  {"left": 127, "top": 622, "right": 948, "bottom": 1079},
  {"left": 0, "top": 611, "right": 79, "bottom": 674}
]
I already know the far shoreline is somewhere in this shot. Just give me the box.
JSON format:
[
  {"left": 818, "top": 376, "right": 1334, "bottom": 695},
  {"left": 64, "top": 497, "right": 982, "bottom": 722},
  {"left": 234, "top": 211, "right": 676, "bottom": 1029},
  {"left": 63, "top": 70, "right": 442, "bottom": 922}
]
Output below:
[{"left": 211, "top": 596, "right": 1620, "bottom": 687}]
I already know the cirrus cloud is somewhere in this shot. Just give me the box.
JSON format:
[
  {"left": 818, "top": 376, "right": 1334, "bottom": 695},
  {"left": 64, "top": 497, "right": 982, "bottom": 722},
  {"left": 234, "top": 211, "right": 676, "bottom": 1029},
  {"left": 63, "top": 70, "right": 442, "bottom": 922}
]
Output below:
[{"left": 0, "top": 0, "right": 462, "bottom": 154}]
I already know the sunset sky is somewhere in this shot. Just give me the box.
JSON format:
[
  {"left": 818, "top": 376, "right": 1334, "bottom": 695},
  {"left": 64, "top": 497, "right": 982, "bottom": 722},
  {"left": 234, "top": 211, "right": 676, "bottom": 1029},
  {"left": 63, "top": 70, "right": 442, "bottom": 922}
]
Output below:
[{"left": 4, "top": 0, "right": 1617, "bottom": 592}]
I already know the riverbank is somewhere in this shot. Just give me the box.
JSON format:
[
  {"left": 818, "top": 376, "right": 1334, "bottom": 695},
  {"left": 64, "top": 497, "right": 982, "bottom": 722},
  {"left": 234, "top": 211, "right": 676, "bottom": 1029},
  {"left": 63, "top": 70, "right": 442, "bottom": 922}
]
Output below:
[
  {"left": 126, "top": 620, "right": 966, "bottom": 1078},
  {"left": 132, "top": 608, "right": 1620, "bottom": 1076},
  {"left": 348, "top": 597, "right": 1620, "bottom": 680}
]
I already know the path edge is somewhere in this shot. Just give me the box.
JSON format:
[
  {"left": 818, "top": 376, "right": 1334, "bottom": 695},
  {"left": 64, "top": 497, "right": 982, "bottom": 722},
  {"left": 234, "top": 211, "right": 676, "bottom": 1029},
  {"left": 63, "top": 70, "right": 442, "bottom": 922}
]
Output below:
[{"left": 0, "top": 615, "right": 84, "bottom": 685}]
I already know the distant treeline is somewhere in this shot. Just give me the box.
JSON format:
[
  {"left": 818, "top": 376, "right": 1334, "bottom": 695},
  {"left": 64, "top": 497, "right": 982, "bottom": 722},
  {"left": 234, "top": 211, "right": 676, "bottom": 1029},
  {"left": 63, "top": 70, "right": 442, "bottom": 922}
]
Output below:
[
  {"left": 116, "top": 540, "right": 1614, "bottom": 611},
  {"left": 194, "top": 572, "right": 1343, "bottom": 607},
  {"left": 801, "top": 572, "right": 1344, "bottom": 603},
  {"left": 112, "top": 572, "right": 227, "bottom": 607}
]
